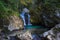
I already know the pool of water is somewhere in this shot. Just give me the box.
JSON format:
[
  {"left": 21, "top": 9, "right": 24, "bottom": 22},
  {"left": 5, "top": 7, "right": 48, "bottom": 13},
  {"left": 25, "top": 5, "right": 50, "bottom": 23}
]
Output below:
[{"left": 25, "top": 25, "right": 48, "bottom": 29}]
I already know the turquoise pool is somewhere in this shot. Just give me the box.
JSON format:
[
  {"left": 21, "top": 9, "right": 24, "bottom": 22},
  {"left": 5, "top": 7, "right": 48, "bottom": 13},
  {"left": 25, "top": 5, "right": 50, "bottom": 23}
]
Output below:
[{"left": 25, "top": 25, "right": 48, "bottom": 29}]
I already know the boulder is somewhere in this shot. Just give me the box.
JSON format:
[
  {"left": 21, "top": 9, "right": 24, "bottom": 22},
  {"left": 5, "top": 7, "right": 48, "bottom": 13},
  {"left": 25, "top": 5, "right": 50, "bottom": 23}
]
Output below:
[
  {"left": 43, "top": 24, "right": 60, "bottom": 40},
  {"left": 8, "top": 15, "right": 24, "bottom": 31}
]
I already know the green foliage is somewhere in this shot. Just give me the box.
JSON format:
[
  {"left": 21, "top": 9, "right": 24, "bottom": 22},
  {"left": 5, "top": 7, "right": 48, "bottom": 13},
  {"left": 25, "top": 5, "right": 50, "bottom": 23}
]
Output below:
[
  {"left": 0, "top": 0, "right": 20, "bottom": 18},
  {"left": 45, "top": 0, "right": 60, "bottom": 8},
  {"left": 0, "top": 0, "right": 20, "bottom": 30},
  {"left": 20, "top": 0, "right": 32, "bottom": 6},
  {"left": 29, "top": 0, "right": 60, "bottom": 27}
]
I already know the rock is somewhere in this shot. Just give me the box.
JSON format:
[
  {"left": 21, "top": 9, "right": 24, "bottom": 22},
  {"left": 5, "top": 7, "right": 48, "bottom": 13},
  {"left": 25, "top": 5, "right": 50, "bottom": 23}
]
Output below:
[
  {"left": 43, "top": 24, "right": 60, "bottom": 40},
  {"left": 7, "top": 30, "right": 33, "bottom": 40},
  {"left": 8, "top": 15, "right": 24, "bottom": 31},
  {"left": 55, "top": 24, "right": 60, "bottom": 28},
  {"left": 55, "top": 32, "right": 60, "bottom": 40},
  {"left": 23, "top": 8, "right": 29, "bottom": 13},
  {"left": 17, "top": 30, "right": 32, "bottom": 40}
]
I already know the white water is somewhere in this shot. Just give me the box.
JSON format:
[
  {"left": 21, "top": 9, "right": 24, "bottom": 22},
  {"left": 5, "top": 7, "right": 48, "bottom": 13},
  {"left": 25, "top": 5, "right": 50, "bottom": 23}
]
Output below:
[{"left": 20, "top": 8, "right": 32, "bottom": 26}]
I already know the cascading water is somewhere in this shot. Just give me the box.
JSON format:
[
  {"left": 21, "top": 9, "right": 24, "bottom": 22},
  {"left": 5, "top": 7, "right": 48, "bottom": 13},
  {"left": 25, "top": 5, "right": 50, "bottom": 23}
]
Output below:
[
  {"left": 20, "top": 8, "right": 32, "bottom": 29},
  {"left": 20, "top": 11, "right": 26, "bottom": 26}
]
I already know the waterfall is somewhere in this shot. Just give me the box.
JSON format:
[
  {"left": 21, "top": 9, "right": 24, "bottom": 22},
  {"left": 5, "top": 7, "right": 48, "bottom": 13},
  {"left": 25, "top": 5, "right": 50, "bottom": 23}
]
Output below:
[
  {"left": 20, "top": 11, "right": 26, "bottom": 26},
  {"left": 20, "top": 8, "right": 32, "bottom": 27}
]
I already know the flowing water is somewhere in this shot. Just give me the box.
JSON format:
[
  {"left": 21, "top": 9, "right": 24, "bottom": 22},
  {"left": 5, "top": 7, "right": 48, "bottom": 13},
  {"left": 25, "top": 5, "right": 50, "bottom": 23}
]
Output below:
[{"left": 20, "top": 8, "right": 32, "bottom": 26}]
